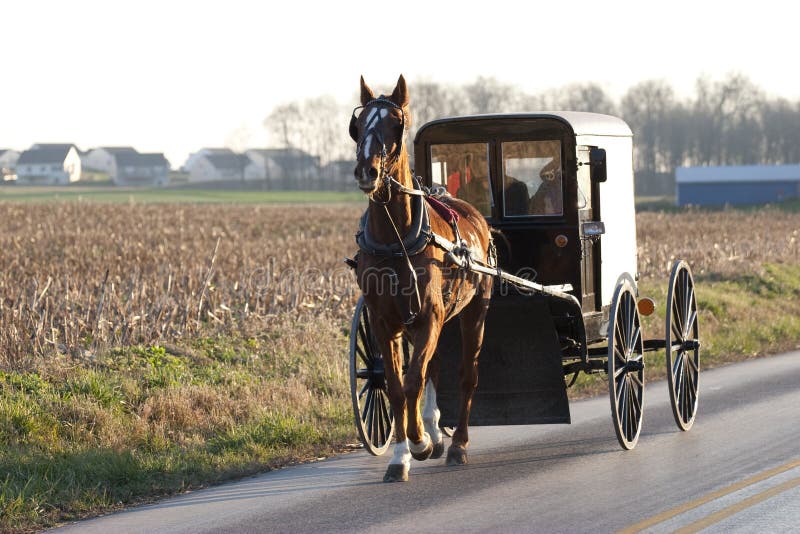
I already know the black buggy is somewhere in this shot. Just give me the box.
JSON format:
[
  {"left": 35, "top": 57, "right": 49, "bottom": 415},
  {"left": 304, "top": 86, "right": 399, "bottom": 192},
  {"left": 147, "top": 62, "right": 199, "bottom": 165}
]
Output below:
[{"left": 349, "top": 112, "right": 700, "bottom": 454}]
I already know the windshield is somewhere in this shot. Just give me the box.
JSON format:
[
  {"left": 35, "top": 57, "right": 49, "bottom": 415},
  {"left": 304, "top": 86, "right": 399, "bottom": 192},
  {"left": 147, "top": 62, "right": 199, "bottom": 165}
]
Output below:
[
  {"left": 501, "top": 140, "right": 563, "bottom": 217},
  {"left": 430, "top": 142, "right": 493, "bottom": 217}
]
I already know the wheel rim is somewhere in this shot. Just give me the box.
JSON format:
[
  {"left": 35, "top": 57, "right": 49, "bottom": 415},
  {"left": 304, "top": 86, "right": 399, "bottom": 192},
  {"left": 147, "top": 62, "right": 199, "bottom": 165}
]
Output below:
[
  {"left": 666, "top": 261, "right": 700, "bottom": 431},
  {"left": 349, "top": 297, "right": 394, "bottom": 455},
  {"left": 608, "top": 281, "right": 644, "bottom": 450}
]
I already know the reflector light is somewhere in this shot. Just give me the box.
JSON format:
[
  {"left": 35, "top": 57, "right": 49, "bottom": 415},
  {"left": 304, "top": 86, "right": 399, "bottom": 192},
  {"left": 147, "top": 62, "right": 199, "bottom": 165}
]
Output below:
[{"left": 637, "top": 297, "right": 655, "bottom": 316}]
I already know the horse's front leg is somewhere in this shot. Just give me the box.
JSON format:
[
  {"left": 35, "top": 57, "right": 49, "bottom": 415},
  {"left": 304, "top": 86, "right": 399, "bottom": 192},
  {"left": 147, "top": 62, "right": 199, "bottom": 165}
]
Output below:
[
  {"left": 380, "top": 333, "right": 410, "bottom": 482},
  {"left": 404, "top": 322, "right": 442, "bottom": 463},
  {"left": 448, "top": 288, "right": 490, "bottom": 466}
]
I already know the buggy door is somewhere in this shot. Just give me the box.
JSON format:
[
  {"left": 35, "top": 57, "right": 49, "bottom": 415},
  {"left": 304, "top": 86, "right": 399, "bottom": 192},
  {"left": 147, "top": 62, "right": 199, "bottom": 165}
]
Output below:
[{"left": 578, "top": 146, "right": 601, "bottom": 312}]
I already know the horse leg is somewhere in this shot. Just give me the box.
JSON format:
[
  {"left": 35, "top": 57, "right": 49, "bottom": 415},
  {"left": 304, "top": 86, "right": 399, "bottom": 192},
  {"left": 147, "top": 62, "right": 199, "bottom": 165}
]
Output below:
[
  {"left": 423, "top": 355, "right": 445, "bottom": 459},
  {"left": 380, "top": 333, "right": 410, "bottom": 483},
  {"left": 404, "top": 324, "right": 442, "bottom": 462},
  {"left": 447, "top": 292, "right": 490, "bottom": 466}
]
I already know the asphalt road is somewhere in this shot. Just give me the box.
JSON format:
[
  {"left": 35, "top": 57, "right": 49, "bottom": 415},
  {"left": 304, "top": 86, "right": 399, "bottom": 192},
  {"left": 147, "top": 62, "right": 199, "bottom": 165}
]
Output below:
[{"left": 54, "top": 351, "right": 800, "bottom": 533}]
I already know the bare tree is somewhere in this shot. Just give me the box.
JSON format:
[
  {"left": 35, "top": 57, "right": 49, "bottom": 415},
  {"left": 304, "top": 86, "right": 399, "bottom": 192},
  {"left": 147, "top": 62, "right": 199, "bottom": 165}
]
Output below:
[
  {"left": 557, "top": 83, "right": 617, "bottom": 114},
  {"left": 621, "top": 80, "right": 675, "bottom": 173}
]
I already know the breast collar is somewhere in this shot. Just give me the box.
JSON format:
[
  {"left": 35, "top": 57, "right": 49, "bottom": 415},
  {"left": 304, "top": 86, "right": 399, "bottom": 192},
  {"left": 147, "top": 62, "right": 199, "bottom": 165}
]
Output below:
[{"left": 355, "top": 190, "right": 431, "bottom": 257}]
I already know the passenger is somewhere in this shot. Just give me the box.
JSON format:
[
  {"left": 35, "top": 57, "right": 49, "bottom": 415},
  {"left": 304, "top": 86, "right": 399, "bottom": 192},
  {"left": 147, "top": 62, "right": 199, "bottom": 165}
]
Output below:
[
  {"left": 457, "top": 175, "right": 491, "bottom": 216},
  {"left": 503, "top": 174, "right": 530, "bottom": 216},
  {"left": 529, "top": 160, "right": 563, "bottom": 215}
]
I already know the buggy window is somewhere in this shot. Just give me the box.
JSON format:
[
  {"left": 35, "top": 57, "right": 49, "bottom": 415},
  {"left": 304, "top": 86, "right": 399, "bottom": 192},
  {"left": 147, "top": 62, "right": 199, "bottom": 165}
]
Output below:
[
  {"left": 501, "top": 140, "right": 563, "bottom": 217},
  {"left": 430, "top": 143, "right": 492, "bottom": 217}
]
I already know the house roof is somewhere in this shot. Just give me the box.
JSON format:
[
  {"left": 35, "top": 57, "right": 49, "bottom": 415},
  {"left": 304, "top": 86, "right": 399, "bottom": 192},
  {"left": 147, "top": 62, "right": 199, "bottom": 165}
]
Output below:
[
  {"left": 114, "top": 152, "right": 169, "bottom": 167},
  {"left": 18, "top": 146, "right": 73, "bottom": 164},
  {"left": 676, "top": 164, "right": 800, "bottom": 184},
  {"left": 31, "top": 143, "right": 76, "bottom": 151},
  {"left": 96, "top": 146, "right": 137, "bottom": 154},
  {"left": 204, "top": 153, "right": 249, "bottom": 170}
]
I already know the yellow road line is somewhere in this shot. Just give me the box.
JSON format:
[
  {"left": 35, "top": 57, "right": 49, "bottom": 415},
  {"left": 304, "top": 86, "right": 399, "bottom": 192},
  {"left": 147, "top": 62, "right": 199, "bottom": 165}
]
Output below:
[
  {"left": 675, "top": 475, "right": 800, "bottom": 533},
  {"left": 618, "top": 459, "right": 800, "bottom": 534}
]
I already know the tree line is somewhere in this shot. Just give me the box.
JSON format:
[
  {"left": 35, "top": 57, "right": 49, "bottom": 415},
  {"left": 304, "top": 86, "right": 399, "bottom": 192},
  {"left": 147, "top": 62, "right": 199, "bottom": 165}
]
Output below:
[{"left": 263, "top": 74, "right": 800, "bottom": 193}]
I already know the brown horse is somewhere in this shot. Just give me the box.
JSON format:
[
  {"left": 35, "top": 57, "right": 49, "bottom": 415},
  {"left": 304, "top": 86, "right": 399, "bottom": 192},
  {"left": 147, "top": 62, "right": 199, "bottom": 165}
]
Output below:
[{"left": 351, "top": 75, "right": 493, "bottom": 482}]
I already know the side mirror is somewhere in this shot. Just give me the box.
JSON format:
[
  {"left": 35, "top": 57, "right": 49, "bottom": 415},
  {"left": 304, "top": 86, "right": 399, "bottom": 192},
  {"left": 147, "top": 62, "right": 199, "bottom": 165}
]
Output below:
[{"left": 589, "top": 147, "right": 607, "bottom": 182}]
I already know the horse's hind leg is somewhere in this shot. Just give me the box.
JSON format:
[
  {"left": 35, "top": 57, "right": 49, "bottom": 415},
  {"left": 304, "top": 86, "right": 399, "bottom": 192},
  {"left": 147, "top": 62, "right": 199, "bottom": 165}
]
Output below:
[
  {"left": 423, "top": 355, "right": 445, "bottom": 459},
  {"left": 448, "top": 291, "right": 490, "bottom": 466}
]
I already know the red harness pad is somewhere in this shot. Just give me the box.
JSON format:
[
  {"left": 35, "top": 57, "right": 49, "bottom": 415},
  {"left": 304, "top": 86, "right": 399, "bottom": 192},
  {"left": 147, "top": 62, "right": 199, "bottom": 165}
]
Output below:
[{"left": 425, "top": 196, "right": 460, "bottom": 225}]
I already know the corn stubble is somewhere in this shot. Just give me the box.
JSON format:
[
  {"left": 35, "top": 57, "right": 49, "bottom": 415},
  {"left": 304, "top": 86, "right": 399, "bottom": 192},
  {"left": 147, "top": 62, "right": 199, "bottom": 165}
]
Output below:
[
  {"left": 0, "top": 202, "right": 365, "bottom": 366},
  {"left": 1, "top": 203, "right": 798, "bottom": 366}
]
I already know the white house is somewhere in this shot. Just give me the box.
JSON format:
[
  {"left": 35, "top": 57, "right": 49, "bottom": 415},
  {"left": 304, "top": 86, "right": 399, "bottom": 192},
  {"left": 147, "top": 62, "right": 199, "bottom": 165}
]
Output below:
[
  {"left": 243, "top": 148, "right": 320, "bottom": 188},
  {"left": 188, "top": 152, "right": 249, "bottom": 182},
  {"left": 243, "top": 149, "right": 282, "bottom": 181},
  {"left": 16, "top": 144, "right": 82, "bottom": 185},
  {"left": 112, "top": 152, "right": 170, "bottom": 186},
  {"left": 0, "top": 149, "right": 20, "bottom": 180},
  {"left": 85, "top": 146, "right": 138, "bottom": 173},
  {"left": 182, "top": 148, "right": 235, "bottom": 173}
]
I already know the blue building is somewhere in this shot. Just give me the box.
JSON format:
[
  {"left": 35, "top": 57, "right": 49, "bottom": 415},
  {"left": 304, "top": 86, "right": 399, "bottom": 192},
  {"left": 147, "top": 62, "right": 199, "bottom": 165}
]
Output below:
[{"left": 676, "top": 164, "right": 800, "bottom": 206}]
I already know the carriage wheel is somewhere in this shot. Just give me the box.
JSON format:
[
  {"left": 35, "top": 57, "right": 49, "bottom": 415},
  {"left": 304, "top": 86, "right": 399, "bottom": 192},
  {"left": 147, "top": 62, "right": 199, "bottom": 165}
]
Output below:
[
  {"left": 666, "top": 260, "right": 700, "bottom": 431},
  {"left": 349, "top": 296, "right": 394, "bottom": 455},
  {"left": 608, "top": 278, "right": 645, "bottom": 450}
]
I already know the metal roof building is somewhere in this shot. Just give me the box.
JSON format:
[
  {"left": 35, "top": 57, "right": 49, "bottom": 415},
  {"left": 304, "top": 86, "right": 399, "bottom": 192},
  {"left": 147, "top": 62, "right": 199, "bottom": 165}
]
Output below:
[{"left": 675, "top": 164, "right": 800, "bottom": 206}]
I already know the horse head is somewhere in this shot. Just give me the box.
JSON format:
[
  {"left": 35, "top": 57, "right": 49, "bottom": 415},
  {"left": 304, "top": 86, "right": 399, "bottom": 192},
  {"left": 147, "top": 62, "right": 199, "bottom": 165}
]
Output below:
[{"left": 350, "top": 75, "right": 411, "bottom": 194}]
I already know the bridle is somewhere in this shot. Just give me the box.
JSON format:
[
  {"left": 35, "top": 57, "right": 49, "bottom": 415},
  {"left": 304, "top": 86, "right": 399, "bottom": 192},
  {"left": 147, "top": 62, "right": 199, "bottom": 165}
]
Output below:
[
  {"left": 350, "top": 96, "right": 408, "bottom": 205},
  {"left": 351, "top": 96, "right": 425, "bottom": 323}
]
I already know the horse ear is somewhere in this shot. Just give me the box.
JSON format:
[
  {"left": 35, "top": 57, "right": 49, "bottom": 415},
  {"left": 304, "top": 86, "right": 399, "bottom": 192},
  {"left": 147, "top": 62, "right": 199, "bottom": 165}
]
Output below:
[
  {"left": 360, "top": 75, "right": 375, "bottom": 105},
  {"left": 390, "top": 74, "right": 409, "bottom": 108}
]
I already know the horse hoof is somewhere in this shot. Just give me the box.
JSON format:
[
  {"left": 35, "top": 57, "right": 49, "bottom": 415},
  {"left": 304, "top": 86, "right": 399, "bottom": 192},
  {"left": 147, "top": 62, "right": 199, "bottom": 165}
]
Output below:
[
  {"left": 383, "top": 464, "right": 409, "bottom": 482},
  {"left": 430, "top": 439, "right": 445, "bottom": 460},
  {"left": 410, "top": 439, "right": 434, "bottom": 461},
  {"left": 446, "top": 445, "right": 468, "bottom": 466}
]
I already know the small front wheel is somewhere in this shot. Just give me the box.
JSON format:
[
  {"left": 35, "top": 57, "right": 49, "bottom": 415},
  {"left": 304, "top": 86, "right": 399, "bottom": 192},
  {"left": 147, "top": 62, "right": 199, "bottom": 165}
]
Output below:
[
  {"left": 608, "top": 277, "right": 645, "bottom": 450},
  {"left": 349, "top": 297, "right": 394, "bottom": 455}
]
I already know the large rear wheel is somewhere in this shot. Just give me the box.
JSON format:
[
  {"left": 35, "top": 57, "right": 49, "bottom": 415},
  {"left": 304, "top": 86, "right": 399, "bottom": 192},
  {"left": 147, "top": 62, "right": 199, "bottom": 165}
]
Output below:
[
  {"left": 608, "top": 277, "right": 645, "bottom": 450},
  {"left": 666, "top": 260, "right": 700, "bottom": 431}
]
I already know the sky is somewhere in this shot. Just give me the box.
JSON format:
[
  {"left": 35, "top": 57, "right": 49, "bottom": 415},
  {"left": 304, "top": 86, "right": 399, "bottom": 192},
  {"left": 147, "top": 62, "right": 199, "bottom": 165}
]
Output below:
[{"left": 3, "top": 0, "right": 799, "bottom": 168}]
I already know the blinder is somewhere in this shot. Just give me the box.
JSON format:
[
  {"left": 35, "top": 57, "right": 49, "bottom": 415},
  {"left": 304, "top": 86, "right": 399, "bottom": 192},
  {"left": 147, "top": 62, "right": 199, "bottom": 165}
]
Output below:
[{"left": 349, "top": 96, "right": 407, "bottom": 150}]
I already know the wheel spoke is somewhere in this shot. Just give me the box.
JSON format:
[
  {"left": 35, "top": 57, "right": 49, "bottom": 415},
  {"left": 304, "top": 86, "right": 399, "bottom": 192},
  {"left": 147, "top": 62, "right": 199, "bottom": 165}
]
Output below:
[
  {"left": 358, "top": 379, "right": 370, "bottom": 399},
  {"left": 625, "top": 296, "right": 635, "bottom": 350},
  {"left": 672, "top": 350, "right": 684, "bottom": 376},
  {"left": 682, "top": 273, "right": 691, "bottom": 329},
  {"left": 629, "top": 371, "right": 644, "bottom": 389},
  {"left": 627, "top": 383, "right": 638, "bottom": 440},
  {"left": 671, "top": 319, "right": 684, "bottom": 342},
  {"left": 674, "top": 353, "right": 685, "bottom": 399},
  {"left": 672, "top": 296, "right": 684, "bottom": 335},
  {"left": 615, "top": 316, "right": 625, "bottom": 352},
  {"left": 362, "top": 388, "right": 374, "bottom": 423},
  {"left": 685, "top": 309, "right": 698, "bottom": 338},
  {"left": 682, "top": 366, "right": 692, "bottom": 421},
  {"left": 355, "top": 345, "right": 371, "bottom": 367},
  {"left": 374, "top": 394, "right": 382, "bottom": 445},
  {"left": 686, "top": 353, "right": 699, "bottom": 373},
  {"left": 614, "top": 364, "right": 627, "bottom": 379},
  {"left": 630, "top": 326, "right": 641, "bottom": 353},
  {"left": 358, "top": 323, "right": 374, "bottom": 364},
  {"left": 616, "top": 368, "right": 626, "bottom": 405}
]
